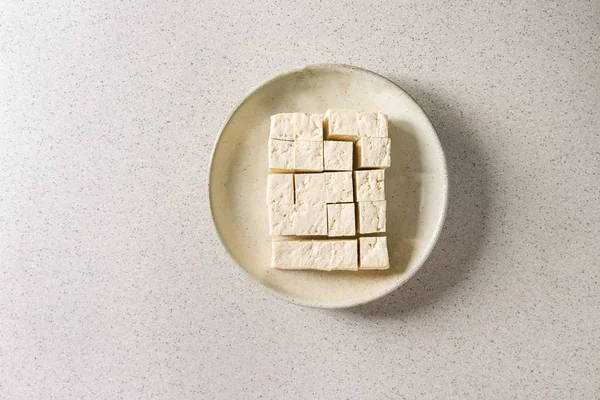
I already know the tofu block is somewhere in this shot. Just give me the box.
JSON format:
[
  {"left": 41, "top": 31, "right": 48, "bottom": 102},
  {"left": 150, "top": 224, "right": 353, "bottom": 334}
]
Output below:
[
  {"left": 294, "top": 141, "right": 323, "bottom": 172},
  {"left": 271, "top": 240, "right": 329, "bottom": 269},
  {"left": 295, "top": 173, "right": 325, "bottom": 205},
  {"left": 268, "top": 203, "right": 296, "bottom": 236},
  {"left": 356, "top": 137, "right": 391, "bottom": 168},
  {"left": 327, "top": 203, "right": 356, "bottom": 237},
  {"left": 271, "top": 240, "right": 358, "bottom": 271},
  {"left": 294, "top": 113, "right": 324, "bottom": 141},
  {"left": 357, "top": 201, "right": 386, "bottom": 234},
  {"left": 324, "top": 171, "right": 353, "bottom": 203},
  {"left": 295, "top": 203, "right": 327, "bottom": 236},
  {"left": 324, "top": 109, "right": 358, "bottom": 141},
  {"left": 323, "top": 140, "right": 353, "bottom": 171},
  {"left": 357, "top": 112, "right": 388, "bottom": 137},
  {"left": 268, "top": 139, "right": 294, "bottom": 172},
  {"left": 266, "top": 174, "right": 294, "bottom": 206},
  {"left": 270, "top": 114, "right": 295, "bottom": 141},
  {"left": 359, "top": 237, "right": 390, "bottom": 270},
  {"left": 354, "top": 170, "right": 385, "bottom": 202},
  {"left": 328, "top": 239, "right": 358, "bottom": 270}
]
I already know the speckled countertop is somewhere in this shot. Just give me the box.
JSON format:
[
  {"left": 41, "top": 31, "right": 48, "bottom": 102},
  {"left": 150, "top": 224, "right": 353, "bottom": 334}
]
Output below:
[{"left": 1, "top": 1, "right": 599, "bottom": 398}]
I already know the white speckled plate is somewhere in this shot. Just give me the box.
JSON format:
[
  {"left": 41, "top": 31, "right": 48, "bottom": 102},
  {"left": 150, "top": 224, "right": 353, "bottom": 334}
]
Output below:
[{"left": 209, "top": 64, "right": 448, "bottom": 308}]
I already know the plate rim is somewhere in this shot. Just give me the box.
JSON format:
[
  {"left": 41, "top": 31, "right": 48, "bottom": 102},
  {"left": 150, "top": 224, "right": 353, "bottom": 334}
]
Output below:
[{"left": 208, "top": 63, "right": 449, "bottom": 309}]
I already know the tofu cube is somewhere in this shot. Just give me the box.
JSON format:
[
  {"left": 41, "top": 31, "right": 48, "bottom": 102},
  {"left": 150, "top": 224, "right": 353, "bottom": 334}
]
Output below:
[
  {"left": 359, "top": 237, "right": 390, "bottom": 270},
  {"left": 354, "top": 170, "right": 385, "bottom": 202},
  {"left": 295, "top": 173, "right": 325, "bottom": 205},
  {"left": 323, "top": 140, "right": 353, "bottom": 171},
  {"left": 327, "top": 203, "right": 356, "bottom": 237},
  {"left": 294, "top": 113, "right": 324, "bottom": 141},
  {"left": 271, "top": 240, "right": 329, "bottom": 269},
  {"left": 295, "top": 203, "right": 327, "bottom": 236},
  {"left": 270, "top": 113, "right": 295, "bottom": 141},
  {"left": 294, "top": 141, "right": 323, "bottom": 172},
  {"left": 324, "top": 109, "right": 358, "bottom": 141},
  {"left": 266, "top": 174, "right": 294, "bottom": 206},
  {"left": 324, "top": 171, "right": 353, "bottom": 203},
  {"left": 328, "top": 239, "right": 358, "bottom": 270},
  {"left": 357, "top": 201, "right": 386, "bottom": 234},
  {"left": 268, "top": 203, "right": 296, "bottom": 236},
  {"left": 268, "top": 139, "right": 294, "bottom": 172},
  {"left": 356, "top": 137, "right": 391, "bottom": 168},
  {"left": 357, "top": 112, "right": 388, "bottom": 137}
]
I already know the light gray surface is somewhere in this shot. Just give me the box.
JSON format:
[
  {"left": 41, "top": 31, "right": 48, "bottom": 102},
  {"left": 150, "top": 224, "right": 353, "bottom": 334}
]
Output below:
[{"left": 1, "top": 0, "right": 598, "bottom": 398}]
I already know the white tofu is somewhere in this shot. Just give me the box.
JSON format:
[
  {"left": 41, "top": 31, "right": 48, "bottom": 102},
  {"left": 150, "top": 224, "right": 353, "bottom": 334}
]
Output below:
[
  {"left": 357, "top": 112, "right": 388, "bottom": 137},
  {"left": 324, "top": 109, "right": 359, "bottom": 141},
  {"left": 357, "top": 200, "right": 386, "bottom": 234},
  {"left": 324, "top": 172, "right": 353, "bottom": 203},
  {"left": 295, "top": 203, "right": 327, "bottom": 236},
  {"left": 323, "top": 140, "right": 353, "bottom": 171},
  {"left": 268, "top": 203, "right": 296, "bottom": 236},
  {"left": 356, "top": 137, "right": 391, "bottom": 168},
  {"left": 270, "top": 114, "right": 295, "bottom": 141},
  {"left": 294, "top": 113, "right": 324, "bottom": 141},
  {"left": 328, "top": 239, "right": 358, "bottom": 270},
  {"left": 327, "top": 203, "right": 356, "bottom": 237},
  {"left": 268, "top": 139, "right": 294, "bottom": 172},
  {"left": 271, "top": 240, "right": 330, "bottom": 269},
  {"left": 271, "top": 240, "right": 358, "bottom": 271},
  {"left": 295, "top": 173, "right": 325, "bottom": 205},
  {"left": 359, "top": 237, "right": 390, "bottom": 270},
  {"left": 266, "top": 174, "right": 294, "bottom": 206},
  {"left": 354, "top": 170, "right": 385, "bottom": 202},
  {"left": 294, "top": 141, "right": 323, "bottom": 172}
]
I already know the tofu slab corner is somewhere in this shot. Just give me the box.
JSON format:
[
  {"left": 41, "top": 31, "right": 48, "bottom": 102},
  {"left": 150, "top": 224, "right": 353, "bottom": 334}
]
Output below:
[
  {"left": 268, "top": 139, "right": 294, "bottom": 172},
  {"left": 294, "top": 141, "right": 323, "bottom": 172},
  {"left": 359, "top": 237, "right": 390, "bottom": 270},
  {"left": 266, "top": 173, "right": 294, "bottom": 206},
  {"left": 324, "top": 109, "right": 359, "bottom": 141},
  {"left": 324, "top": 171, "right": 353, "bottom": 203},
  {"left": 327, "top": 203, "right": 356, "bottom": 237},
  {"left": 354, "top": 170, "right": 385, "bottom": 202},
  {"left": 323, "top": 140, "right": 353, "bottom": 171},
  {"left": 270, "top": 113, "right": 295, "bottom": 141},
  {"left": 357, "top": 200, "right": 386, "bottom": 234},
  {"left": 356, "top": 137, "right": 391, "bottom": 168}
]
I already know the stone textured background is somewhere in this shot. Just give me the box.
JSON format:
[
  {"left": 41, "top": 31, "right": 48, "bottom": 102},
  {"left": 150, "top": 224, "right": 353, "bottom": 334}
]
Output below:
[{"left": 1, "top": 1, "right": 598, "bottom": 398}]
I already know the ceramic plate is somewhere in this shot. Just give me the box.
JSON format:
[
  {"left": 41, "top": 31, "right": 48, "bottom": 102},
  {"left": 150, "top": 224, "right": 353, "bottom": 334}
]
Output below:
[{"left": 209, "top": 64, "right": 448, "bottom": 308}]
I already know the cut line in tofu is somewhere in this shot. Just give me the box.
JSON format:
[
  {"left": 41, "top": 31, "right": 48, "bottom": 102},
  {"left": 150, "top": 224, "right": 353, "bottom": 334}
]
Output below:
[
  {"left": 359, "top": 237, "right": 389, "bottom": 270},
  {"left": 357, "top": 200, "right": 387, "bottom": 234},
  {"left": 271, "top": 239, "right": 358, "bottom": 271},
  {"left": 354, "top": 170, "right": 385, "bottom": 202},
  {"left": 323, "top": 140, "right": 353, "bottom": 171},
  {"left": 270, "top": 113, "right": 324, "bottom": 142},
  {"left": 268, "top": 139, "right": 294, "bottom": 172},
  {"left": 356, "top": 137, "right": 391, "bottom": 169},
  {"left": 324, "top": 109, "right": 359, "bottom": 141}
]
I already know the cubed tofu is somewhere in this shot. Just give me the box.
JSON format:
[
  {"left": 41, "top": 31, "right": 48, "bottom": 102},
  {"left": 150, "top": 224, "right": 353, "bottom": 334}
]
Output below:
[
  {"left": 266, "top": 174, "right": 294, "bottom": 206},
  {"left": 295, "top": 203, "right": 327, "bottom": 236},
  {"left": 328, "top": 239, "right": 358, "bottom": 270},
  {"left": 357, "top": 201, "right": 386, "bottom": 234},
  {"left": 271, "top": 240, "right": 358, "bottom": 271},
  {"left": 357, "top": 112, "right": 388, "bottom": 137},
  {"left": 268, "top": 203, "right": 296, "bottom": 236},
  {"left": 359, "top": 237, "right": 390, "bottom": 270},
  {"left": 271, "top": 240, "right": 330, "bottom": 269},
  {"left": 327, "top": 203, "right": 356, "bottom": 237},
  {"left": 324, "top": 109, "right": 359, "bottom": 141},
  {"left": 356, "top": 137, "right": 391, "bottom": 168},
  {"left": 324, "top": 171, "right": 353, "bottom": 203},
  {"left": 270, "top": 113, "right": 295, "bottom": 141},
  {"left": 354, "top": 170, "right": 385, "bottom": 202},
  {"left": 268, "top": 139, "right": 294, "bottom": 172},
  {"left": 295, "top": 173, "right": 325, "bottom": 205},
  {"left": 294, "top": 113, "right": 324, "bottom": 141},
  {"left": 294, "top": 141, "right": 323, "bottom": 172},
  {"left": 323, "top": 140, "right": 353, "bottom": 171}
]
